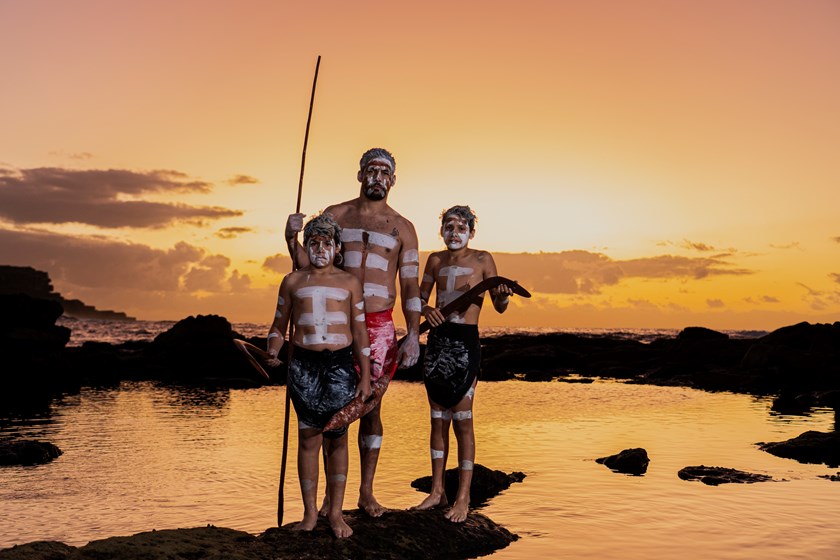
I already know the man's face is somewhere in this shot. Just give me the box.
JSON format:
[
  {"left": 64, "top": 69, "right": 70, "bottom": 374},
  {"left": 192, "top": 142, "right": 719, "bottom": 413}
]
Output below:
[
  {"left": 358, "top": 158, "right": 395, "bottom": 201},
  {"left": 441, "top": 216, "right": 473, "bottom": 250},
  {"left": 306, "top": 235, "right": 337, "bottom": 268}
]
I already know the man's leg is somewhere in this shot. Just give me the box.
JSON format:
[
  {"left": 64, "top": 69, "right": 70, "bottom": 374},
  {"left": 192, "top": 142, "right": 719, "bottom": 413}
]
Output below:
[
  {"left": 293, "top": 426, "right": 322, "bottom": 531},
  {"left": 323, "top": 432, "right": 353, "bottom": 538},
  {"left": 413, "top": 400, "right": 451, "bottom": 510},
  {"left": 445, "top": 380, "right": 477, "bottom": 523},
  {"left": 357, "top": 401, "right": 386, "bottom": 516}
]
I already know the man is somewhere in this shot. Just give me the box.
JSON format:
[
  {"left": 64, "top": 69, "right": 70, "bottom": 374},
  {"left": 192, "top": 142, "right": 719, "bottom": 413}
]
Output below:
[
  {"left": 285, "top": 148, "right": 421, "bottom": 516},
  {"left": 266, "top": 213, "right": 372, "bottom": 538},
  {"left": 412, "top": 205, "right": 514, "bottom": 523}
]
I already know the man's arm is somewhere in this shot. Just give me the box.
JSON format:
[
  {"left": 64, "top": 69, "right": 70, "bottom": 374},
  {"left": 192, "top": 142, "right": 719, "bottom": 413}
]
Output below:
[
  {"left": 284, "top": 213, "right": 309, "bottom": 268},
  {"left": 396, "top": 220, "right": 422, "bottom": 368}
]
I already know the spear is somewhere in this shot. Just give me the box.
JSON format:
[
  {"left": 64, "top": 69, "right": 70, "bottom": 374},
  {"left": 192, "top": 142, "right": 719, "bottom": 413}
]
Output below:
[{"left": 279, "top": 54, "right": 321, "bottom": 527}]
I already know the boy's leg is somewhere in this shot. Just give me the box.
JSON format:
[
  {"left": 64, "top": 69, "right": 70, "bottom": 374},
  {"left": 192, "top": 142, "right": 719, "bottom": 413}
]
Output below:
[
  {"left": 358, "top": 401, "right": 385, "bottom": 516},
  {"left": 293, "top": 425, "right": 322, "bottom": 531},
  {"left": 324, "top": 432, "right": 353, "bottom": 538},
  {"left": 413, "top": 399, "right": 452, "bottom": 510},
  {"left": 445, "top": 379, "right": 477, "bottom": 523}
]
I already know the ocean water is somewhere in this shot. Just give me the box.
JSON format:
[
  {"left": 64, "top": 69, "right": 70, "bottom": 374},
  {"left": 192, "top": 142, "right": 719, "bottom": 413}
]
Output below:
[{"left": 3, "top": 319, "right": 838, "bottom": 558}]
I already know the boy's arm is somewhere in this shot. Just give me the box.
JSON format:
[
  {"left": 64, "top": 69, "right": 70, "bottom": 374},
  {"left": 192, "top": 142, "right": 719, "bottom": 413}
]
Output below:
[
  {"left": 420, "top": 254, "right": 446, "bottom": 327},
  {"left": 350, "top": 280, "right": 372, "bottom": 400},
  {"left": 284, "top": 213, "right": 310, "bottom": 268},
  {"left": 484, "top": 252, "right": 512, "bottom": 314},
  {"left": 396, "top": 220, "right": 421, "bottom": 368},
  {"left": 266, "top": 276, "right": 293, "bottom": 366}
]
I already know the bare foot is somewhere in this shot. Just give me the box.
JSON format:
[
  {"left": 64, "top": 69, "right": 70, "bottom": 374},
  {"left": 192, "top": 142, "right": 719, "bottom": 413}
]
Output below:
[
  {"left": 328, "top": 513, "right": 353, "bottom": 538},
  {"left": 411, "top": 492, "right": 448, "bottom": 511},
  {"left": 444, "top": 500, "right": 469, "bottom": 523},
  {"left": 318, "top": 496, "right": 330, "bottom": 517},
  {"left": 293, "top": 512, "right": 318, "bottom": 531},
  {"left": 358, "top": 494, "right": 386, "bottom": 517}
]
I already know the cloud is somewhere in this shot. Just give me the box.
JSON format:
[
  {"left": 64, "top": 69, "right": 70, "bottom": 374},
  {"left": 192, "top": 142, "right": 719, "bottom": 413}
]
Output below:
[
  {"left": 0, "top": 166, "right": 241, "bottom": 228},
  {"left": 830, "top": 273, "right": 840, "bottom": 284},
  {"left": 832, "top": 237, "right": 840, "bottom": 244},
  {"left": 228, "top": 270, "right": 252, "bottom": 291},
  {"left": 215, "top": 227, "right": 254, "bottom": 239},
  {"left": 262, "top": 253, "right": 294, "bottom": 273},
  {"left": 706, "top": 299, "right": 725, "bottom": 308},
  {"left": 681, "top": 240, "right": 716, "bottom": 252},
  {"left": 770, "top": 242, "right": 802, "bottom": 250},
  {"left": 183, "top": 255, "right": 231, "bottom": 292},
  {"left": 227, "top": 175, "right": 259, "bottom": 186}
]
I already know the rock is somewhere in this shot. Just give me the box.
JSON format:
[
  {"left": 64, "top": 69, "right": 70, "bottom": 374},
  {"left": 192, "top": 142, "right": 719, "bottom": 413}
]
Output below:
[
  {"left": 0, "top": 511, "right": 518, "bottom": 560},
  {"left": 677, "top": 326, "right": 729, "bottom": 341},
  {"left": 0, "top": 440, "right": 63, "bottom": 466},
  {"left": 596, "top": 448, "right": 650, "bottom": 475},
  {"left": 677, "top": 465, "right": 774, "bottom": 485},
  {"left": 146, "top": 315, "right": 271, "bottom": 385},
  {"left": 410, "top": 464, "right": 525, "bottom": 507},
  {"left": 818, "top": 472, "right": 840, "bottom": 482},
  {"left": 758, "top": 430, "right": 840, "bottom": 468}
]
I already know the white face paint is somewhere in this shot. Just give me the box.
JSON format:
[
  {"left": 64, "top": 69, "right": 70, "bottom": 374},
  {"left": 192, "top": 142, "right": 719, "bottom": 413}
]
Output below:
[
  {"left": 442, "top": 217, "right": 471, "bottom": 250},
  {"left": 361, "top": 158, "right": 394, "bottom": 201},
  {"left": 306, "top": 236, "right": 336, "bottom": 268},
  {"left": 295, "top": 286, "right": 350, "bottom": 346}
]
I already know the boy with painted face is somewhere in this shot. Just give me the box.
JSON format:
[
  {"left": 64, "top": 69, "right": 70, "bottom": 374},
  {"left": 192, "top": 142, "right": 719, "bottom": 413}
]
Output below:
[
  {"left": 412, "top": 205, "right": 514, "bottom": 523},
  {"left": 267, "top": 213, "right": 372, "bottom": 538},
  {"left": 284, "top": 148, "right": 422, "bottom": 517}
]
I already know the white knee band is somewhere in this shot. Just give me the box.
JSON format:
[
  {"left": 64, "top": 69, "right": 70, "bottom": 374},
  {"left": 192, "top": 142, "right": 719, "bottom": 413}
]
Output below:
[
  {"left": 430, "top": 448, "right": 444, "bottom": 460},
  {"left": 465, "top": 386, "right": 475, "bottom": 400},
  {"left": 361, "top": 434, "right": 382, "bottom": 449},
  {"left": 328, "top": 474, "right": 347, "bottom": 483},
  {"left": 459, "top": 460, "right": 474, "bottom": 471},
  {"left": 431, "top": 409, "right": 452, "bottom": 420},
  {"left": 453, "top": 410, "right": 472, "bottom": 421},
  {"left": 301, "top": 479, "right": 316, "bottom": 491}
]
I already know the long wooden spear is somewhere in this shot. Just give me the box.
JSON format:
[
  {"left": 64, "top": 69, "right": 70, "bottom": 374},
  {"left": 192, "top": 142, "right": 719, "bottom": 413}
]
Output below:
[{"left": 279, "top": 54, "right": 321, "bottom": 527}]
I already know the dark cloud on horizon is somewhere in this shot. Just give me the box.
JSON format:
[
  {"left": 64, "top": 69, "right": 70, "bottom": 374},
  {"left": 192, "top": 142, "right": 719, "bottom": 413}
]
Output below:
[
  {"left": 0, "top": 166, "right": 241, "bottom": 228},
  {"left": 0, "top": 227, "right": 249, "bottom": 294},
  {"left": 227, "top": 175, "right": 259, "bottom": 186},
  {"left": 216, "top": 227, "right": 254, "bottom": 239}
]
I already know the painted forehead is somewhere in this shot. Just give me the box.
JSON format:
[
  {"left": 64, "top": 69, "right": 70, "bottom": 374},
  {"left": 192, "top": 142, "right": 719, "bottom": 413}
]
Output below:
[{"left": 364, "top": 158, "right": 394, "bottom": 172}]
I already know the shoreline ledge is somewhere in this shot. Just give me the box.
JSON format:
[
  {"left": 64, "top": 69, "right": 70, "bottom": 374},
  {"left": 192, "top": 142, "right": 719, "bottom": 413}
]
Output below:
[{"left": 0, "top": 509, "right": 518, "bottom": 560}]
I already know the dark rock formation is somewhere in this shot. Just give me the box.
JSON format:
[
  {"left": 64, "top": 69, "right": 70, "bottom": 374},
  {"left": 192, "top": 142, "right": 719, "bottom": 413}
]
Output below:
[
  {"left": 145, "top": 315, "right": 273, "bottom": 385},
  {"left": 818, "top": 472, "right": 840, "bottom": 482},
  {"left": 759, "top": 431, "right": 840, "bottom": 468},
  {"left": 0, "top": 510, "right": 517, "bottom": 560},
  {"left": 0, "top": 265, "right": 134, "bottom": 321},
  {"left": 0, "top": 440, "right": 62, "bottom": 466},
  {"left": 411, "top": 464, "right": 525, "bottom": 507},
  {"left": 677, "top": 465, "right": 774, "bottom": 485},
  {"left": 596, "top": 448, "right": 650, "bottom": 475}
]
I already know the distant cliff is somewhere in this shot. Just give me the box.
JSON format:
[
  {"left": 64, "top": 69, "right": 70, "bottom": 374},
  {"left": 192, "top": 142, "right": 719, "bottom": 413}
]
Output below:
[{"left": 0, "top": 265, "right": 135, "bottom": 321}]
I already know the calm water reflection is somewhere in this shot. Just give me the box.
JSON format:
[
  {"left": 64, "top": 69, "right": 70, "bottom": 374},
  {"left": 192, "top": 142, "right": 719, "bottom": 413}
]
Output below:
[{"left": 1, "top": 380, "right": 838, "bottom": 559}]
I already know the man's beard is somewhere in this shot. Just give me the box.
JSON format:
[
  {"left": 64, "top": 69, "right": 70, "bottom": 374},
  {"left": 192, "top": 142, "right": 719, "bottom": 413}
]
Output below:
[{"left": 363, "top": 185, "right": 387, "bottom": 201}]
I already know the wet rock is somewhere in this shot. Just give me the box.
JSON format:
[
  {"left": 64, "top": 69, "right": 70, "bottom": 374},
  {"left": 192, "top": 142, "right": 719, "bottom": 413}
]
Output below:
[
  {"left": 677, "top": 465, "right": 774, "bottom": 485},
  {"left": 759, "top": 430, "right": 840, "bottom": 468},
  {"left": 0, "top": 440, "right": 62, "bottom": 466},
  {"left": 411, "top": 463, "right": 525, "bottom": 507},
  {"left": 0, "top": 511, "right": 518, "bottom": 560},
  {"left": 596, "top": 448, "right": 650, "bottom": 475},
  {"left": 818, "top": 472, "right": 840, "bottom": 482}
]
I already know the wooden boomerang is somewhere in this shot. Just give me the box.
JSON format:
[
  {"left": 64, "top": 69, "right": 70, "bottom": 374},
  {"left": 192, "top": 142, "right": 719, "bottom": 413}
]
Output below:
[
  {"left": 418, "top": 275, "right": 531, "bottom": 334},
  {"left": 232, "top": 338, "right": 272, "bottom": 381},
  {"left": 323, "top": 374, "right": 390, "bottom": 431}
]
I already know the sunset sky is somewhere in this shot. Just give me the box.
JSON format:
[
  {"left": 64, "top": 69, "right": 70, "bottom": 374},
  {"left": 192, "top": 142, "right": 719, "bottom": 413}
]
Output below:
[{"left": 2, "top": 0, "right": 839, "bottom": 330}]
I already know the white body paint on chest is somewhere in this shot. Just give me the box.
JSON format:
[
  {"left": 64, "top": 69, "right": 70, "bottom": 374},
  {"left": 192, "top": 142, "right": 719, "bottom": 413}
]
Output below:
[
  {"left": 342, "top": 228, "right": 398, "bottom": 250},
  {"left": 363, "top": 283, "right": 390, "bottom": 299},
  {"left": 295, "top": 286, "right": 350, "bottom": 346},
  {"left": 343, "top": 251, "right": 390, "bottom": 271},
  {"left": 438, "top": 266, "right": 474, "bottom": 308}
]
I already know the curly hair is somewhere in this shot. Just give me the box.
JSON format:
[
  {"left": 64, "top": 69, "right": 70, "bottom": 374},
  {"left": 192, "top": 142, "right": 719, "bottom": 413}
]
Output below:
[
  {"left": 440, "top": 205, "right": 478, "bottom": 232},
  {"left": 303, "top": 212, "right": 342, "bottom": 247}
]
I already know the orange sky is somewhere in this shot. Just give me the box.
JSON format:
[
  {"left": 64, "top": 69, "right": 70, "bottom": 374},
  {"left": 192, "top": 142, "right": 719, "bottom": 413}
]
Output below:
[{"left": 2, "top": 0, "right": 839, "bottom": 330}]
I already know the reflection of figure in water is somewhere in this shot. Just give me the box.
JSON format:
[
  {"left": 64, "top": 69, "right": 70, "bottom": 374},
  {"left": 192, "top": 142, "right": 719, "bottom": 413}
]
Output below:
[
  {"left": 266, "top": 213, "right": 372, "bottom": 538},
  {"left": 413, "top": 205, "right": 515, "bottom": 523},
  {"left": 285, "top": 148, "right": 422, "bottom": 517}
]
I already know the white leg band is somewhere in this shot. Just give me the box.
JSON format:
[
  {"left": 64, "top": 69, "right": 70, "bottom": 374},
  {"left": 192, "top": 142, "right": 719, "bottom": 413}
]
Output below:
[
  {"left": 431, "top": 448, "right": 444, "bottom": 460},
  {"left": 465, "top": 386, "right": 475, "bottom": 400},
  {"left": 431, "top": 409, "right": 452, "bottom": 420},
  {"left": 301, "top": 479, "right": 316, "bottom": 491},
  {"left": 453, "top": 410, "right": 472, "bottom": 421},
  {"left": 459, "top": 460, "right": 474, "bottom": 471},
  {"left": 361, "top": 434, "right": 382, "bottom": 449},
  {"left": 328, "top": 474, "right": 347, "bottom": 483}
]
